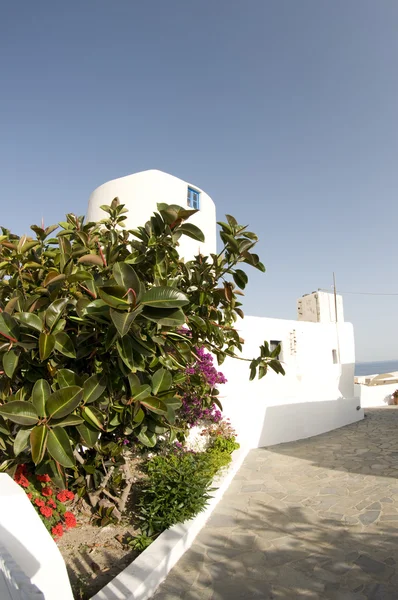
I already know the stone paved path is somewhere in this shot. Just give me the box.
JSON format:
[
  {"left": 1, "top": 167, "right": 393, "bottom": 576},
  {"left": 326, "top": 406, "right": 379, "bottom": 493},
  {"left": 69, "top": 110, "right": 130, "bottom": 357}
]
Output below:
[{"left": 152, "top": 408, "right": 398, "bottom": 599}]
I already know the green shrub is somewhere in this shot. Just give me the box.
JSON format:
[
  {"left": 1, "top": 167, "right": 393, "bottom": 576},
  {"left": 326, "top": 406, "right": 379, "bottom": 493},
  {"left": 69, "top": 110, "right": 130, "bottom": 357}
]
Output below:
[
  {"left": 137, "top": 452, "right": 213, "bottom": 535},
  {"left": 136, "top": 432, "right": 239, "bottom": 537}
]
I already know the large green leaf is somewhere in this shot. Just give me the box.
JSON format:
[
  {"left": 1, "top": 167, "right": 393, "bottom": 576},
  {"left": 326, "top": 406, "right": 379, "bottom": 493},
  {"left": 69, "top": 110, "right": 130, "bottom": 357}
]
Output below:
[
  {"left": 0, "top": 313, "right": 19, "bottom": 342},
  {"left": 44, "top": 272, "right": 66, "bottom": 287},
  {"left": 140, "top": 287, "right": 189, "bottom": 308},
  {"left": 77, "top": 422, "right": 100, "bottom": 447},
  {"left": 39, "top": 333, "right": 55, "bottom": 361},
  {"left": 140, "top": 396, "right": 168, "bottom": 415},
  {"left": 162, "top": 395, "right": 182, "bottom": 408},
  {"left": 83, "top": 374, "right": 106, "bottom": 404},
  {"left": 83, "top": 299, "right": 109, "bottom": 321},
  {"left": 67, "top": 271, "right": 94, "bottom": 283},
  {"left": 221, "top": 232, "right": 240, "bottom": 253},
  {"left": 46, "top": 386, "right": 83, "bottom": 420},
  {"left": 30, "top": 425, "right": 48, "bottom": 464},
  {"left": 177, "top": 223, "right": 205, "bottom": 242},
  {"left": 45, "top": 298, "right": 69, "bottom": 330},
  {"left": 57, "top": 369, "right": 82, "bottom": 388},
  {"left": 151, "top": 368, "right": 172, "bottom": 395},
  {"left": 156, "top": 203, "right": 197, "bottom": 225},
  {"left": 3, "top": 350, "right": 19, "bottom": 379},
  {"left": 47, "top": 427, "right": 75, "bottom": 468},
  {"left": 113, "top": 262, "right": 143, "bottom": 297},
  {"left": 116, "top": 337, "right": 135, "bottom": 370},
  {"left": 51, "top": 414, "right": 84, "bottom": 427},
  {"left": 43, "top": 459, "right": 66, "bottom": 490},
  {"left": 129, "top": 335, "right": 155, "bottom": 357},
  {"left": 77, "top": 254, "right": 103, "bottom": 266},
  {"left": 0, "top": 401, "right": 38, "bottom": 426},
  {"left": 98, "top": 286, "right": 130, "bottom": 310},
  {"left": 133, "top": 406, "right": 145, "bottom": 424},
  {"left": 110, "top": 309, "right": 137, "bottom": 337},
  {"left": 54, "top": 332, "right": 76, "bottom": 358},
  {"left": 232, "top": 269, "right": 248, "bottom": 290},
  {"left": 13, "top": 428, "right": 32, "bottom": 456},
  {"left": 14, "top": 312, "right": 43, "bottom": 332},
  {"left": 81, "top": 406, "right": 105, "bottom": 430},
  {"left": 32, "top": 379, "right": 51, "bottom": 417},
  {"left": 136, "top": 429, "right": 157, "bottom": 447},
  {"left": 127, "top": 373, "right": 141, "bottom": 394},
  {"left": 143, "top": 307, "right": 186, "bottom": 327},
  {"left": 131, "top": 384, "right": 151, "bottom": 402}
]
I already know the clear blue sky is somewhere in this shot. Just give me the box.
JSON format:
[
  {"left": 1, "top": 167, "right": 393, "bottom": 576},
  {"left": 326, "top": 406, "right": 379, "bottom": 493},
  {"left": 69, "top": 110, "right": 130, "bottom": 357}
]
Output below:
[{"left": 1, "top": 1, "right": 397, "bottom": 361}]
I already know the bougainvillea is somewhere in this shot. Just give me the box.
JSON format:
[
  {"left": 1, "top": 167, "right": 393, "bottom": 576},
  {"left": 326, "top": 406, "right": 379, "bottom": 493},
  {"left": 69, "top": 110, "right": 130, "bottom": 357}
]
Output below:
[{"left": 177, "top": 346, "right": 226, "bottom": 428}]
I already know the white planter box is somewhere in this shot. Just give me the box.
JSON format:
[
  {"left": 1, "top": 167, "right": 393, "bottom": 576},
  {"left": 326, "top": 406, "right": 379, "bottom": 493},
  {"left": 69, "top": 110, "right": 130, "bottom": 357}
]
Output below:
[{"left": 90, "top": 446, "right": 249, "bottom": 600}]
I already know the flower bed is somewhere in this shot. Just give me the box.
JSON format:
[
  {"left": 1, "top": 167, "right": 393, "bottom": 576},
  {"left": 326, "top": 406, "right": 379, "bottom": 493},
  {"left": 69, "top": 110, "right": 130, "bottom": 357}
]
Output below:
[
  {"left": 12, "top": 412, "right": 238, "bottom": 599},
  {"left": 0, "top": 201, "right": 283, "bottom": 599}
]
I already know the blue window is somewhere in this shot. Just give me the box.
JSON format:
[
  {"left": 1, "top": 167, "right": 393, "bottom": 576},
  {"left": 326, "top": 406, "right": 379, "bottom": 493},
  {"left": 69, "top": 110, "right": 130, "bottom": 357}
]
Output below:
[{"left": 187, "top": 187, "right": 200, "bottom": 209}]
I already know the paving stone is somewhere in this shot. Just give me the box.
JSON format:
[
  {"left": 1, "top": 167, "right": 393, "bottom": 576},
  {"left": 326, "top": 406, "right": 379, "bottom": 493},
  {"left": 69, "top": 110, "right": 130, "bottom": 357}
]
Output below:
[
  {"left": 240, "top": 484, "right": 263, "bottom": 493},
  {"left": 153, "top": 409, "right": 398, "bottom": 599},
  {"left": 362, "top": 582, "right": 398, "bottom": 600},
  {"left": 355, "top": 555, "right": 388, "bottom": 575},
  {"left": 358, "top": 511, "right": 380, "bottom": 526}
]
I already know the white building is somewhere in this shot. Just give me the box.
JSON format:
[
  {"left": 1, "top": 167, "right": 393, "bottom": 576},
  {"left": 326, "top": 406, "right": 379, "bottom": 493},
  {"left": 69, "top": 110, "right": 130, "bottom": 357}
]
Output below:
[
  {"left": 87, "top": 169, "right": 217, "bottom": 259},
  {"left": 221, "top": 303, "right": 362, "bottom": 449},
  {"left": 87, "top": 171, "right": 363, "bottom": 449}
]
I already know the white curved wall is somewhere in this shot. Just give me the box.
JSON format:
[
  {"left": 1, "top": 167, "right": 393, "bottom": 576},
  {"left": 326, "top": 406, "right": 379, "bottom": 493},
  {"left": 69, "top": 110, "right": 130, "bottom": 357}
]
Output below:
[
  {"left": 221, "top": 316, "right": 363, "bottom": 448},
  {"left": 87, "top": 170, "right": 217, "bottom": 260},
  {"left": 0, "top": 475, "right": 73, "bottom": 600}
]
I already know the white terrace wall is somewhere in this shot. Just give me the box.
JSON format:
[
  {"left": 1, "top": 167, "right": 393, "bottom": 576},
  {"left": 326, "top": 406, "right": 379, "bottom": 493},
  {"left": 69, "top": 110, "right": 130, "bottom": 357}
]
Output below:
[
  {"left": 355, "top": 382, "right": 398, "bottom": 408},
  {"left": 87, "top": 170, "right": 217, "bottom": 260},
  {"left": 221, "top": 316, "right": 363, "bottom": 448},
  {"left": 0, "top": 475, "right": 73, "bottom": 600}
]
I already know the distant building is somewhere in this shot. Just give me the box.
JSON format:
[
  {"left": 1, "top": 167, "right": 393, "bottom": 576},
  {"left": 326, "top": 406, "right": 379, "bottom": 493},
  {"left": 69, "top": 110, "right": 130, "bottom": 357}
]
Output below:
[{"left": 86, "top": 169, "right": 217, "bottom": 260}]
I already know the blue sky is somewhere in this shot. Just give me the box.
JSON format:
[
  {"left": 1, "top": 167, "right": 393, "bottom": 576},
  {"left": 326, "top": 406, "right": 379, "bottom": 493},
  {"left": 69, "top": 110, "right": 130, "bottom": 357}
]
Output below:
[{"left": 1, "top": 1, "right": 398, "bottom": 361}]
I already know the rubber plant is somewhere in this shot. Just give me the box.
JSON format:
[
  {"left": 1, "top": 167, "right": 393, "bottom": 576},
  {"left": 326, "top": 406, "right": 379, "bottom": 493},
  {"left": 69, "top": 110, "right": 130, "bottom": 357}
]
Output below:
[{"left": 0, "top": 199, "right": 284, "bottom": 507}]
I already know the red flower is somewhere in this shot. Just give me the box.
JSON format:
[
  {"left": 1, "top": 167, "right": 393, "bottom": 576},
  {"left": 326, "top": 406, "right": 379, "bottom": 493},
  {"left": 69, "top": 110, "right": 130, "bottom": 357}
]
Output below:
[
  {"left": 42, "top": 487, "right": 53, "bottom": 497},
  {"left": 27, "top": 493, "right": 32, "bottom": 500},
  {"left": 40, "top": 506, "right": 53, "bottom": 518},
  {"left": 47, "top": 499, "right": 57, "bottom": 509},
  {"left": 51, "top": 524, "right": 64, "bottom": 539},
  {"left": 14, "top": 468, "right": 30, "bottom": 488},
  {"left": 64, "top": 512, "right": 77, "bottom": 529},
  {"left": 14, "top": 473, "right": 29, "bottom": 487},
  {"left": 37, "top": 474, "right": 51, "bottom": 483},
  {"left": 57, "top": 490, "right": 74, "bottom": 503},
  {"left": 35, "top": 498, "right": 45, "bottom": 508}
]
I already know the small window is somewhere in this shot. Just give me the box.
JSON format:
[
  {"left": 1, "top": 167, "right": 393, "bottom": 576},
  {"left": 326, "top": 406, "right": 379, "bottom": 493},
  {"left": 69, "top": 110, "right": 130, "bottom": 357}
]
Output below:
[
  {"left": 332, "top": 349, "right": 338, "bottom": 364},
  {"left": 187, "top": 187, "right": 200, "bottom": 210},
  {"left": 270, "top": 340, "right": 282, "bottom": 360}
]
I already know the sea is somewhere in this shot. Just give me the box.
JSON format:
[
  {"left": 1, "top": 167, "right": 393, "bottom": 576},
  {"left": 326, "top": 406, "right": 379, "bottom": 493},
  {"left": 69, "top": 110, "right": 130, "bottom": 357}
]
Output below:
[{"left": 355, "top": 360, "right": 398, "bottom": 377}]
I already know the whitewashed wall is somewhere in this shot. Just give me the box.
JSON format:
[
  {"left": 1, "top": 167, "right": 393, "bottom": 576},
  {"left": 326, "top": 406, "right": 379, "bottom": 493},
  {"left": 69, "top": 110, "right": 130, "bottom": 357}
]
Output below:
[
  {"left": 221, "top": 316, "right": 363, "bottom": 448},
  {"left": 0, "top": 475, "right": 73, "bottom": 600},
  {"left": 87, "top": 170, "right": 217, "bottom": 260},
  {"left": 355, "top": 382, "right": 398, "bottom": 408}
]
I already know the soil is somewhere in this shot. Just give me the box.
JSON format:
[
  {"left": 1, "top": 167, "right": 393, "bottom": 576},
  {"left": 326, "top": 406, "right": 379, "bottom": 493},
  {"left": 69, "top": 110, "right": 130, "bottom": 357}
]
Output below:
[
  {"left": 58, "top": 521, "right": 139, "bottom": 600},
  {"left": 57, "top": 455, "right": 146, "bottom": 599}
]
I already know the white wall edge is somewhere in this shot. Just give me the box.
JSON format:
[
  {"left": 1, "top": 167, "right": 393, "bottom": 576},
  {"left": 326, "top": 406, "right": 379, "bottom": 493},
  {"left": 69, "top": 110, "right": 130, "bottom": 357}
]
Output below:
[{"left": 90, "top": 445, "right": 250, "bottom": 600}]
